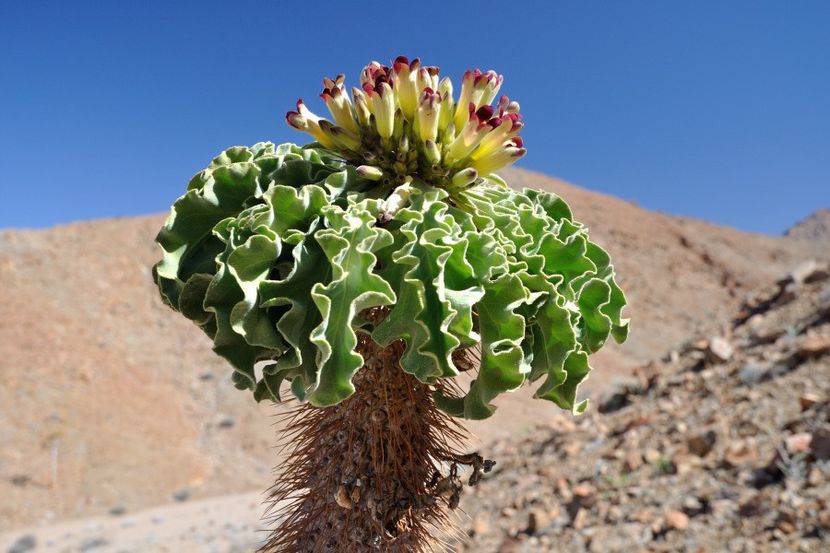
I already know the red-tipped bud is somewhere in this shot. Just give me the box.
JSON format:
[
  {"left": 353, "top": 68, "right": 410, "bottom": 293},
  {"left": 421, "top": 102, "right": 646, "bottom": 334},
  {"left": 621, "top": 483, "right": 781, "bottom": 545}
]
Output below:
[
  {"left": 475, "top": 105, "right": 494, "bottom": 121},
  {"left": 285, "top": 111, "right": 303, "bottom": 129}
]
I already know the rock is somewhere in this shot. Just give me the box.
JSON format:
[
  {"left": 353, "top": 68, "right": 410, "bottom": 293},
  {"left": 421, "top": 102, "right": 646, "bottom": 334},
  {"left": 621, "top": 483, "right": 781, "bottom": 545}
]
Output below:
[
  {"left": 215, "top": 414, "right": 236, "bottom": 429},
  {"left": 555, "top": 478, "right": 572, "bottom": 501},
  {"left": 738, "top": 363, "right": 770, "bottom": 386},
  {"left": 808, "top": 467, "right": 823, "bottom": 487},
  {"left": 108, "top": 504, "right": 127, "bottom": 516},
  {"left": 798, "top": 335, "right": 830, "bottom": 358},
  {"left": 623, "top": 451, "right": 643, "bottom": 472},
  {"left": 691, "top": 338, "right": 710, "bottom": 351},
  {"left": 470, "top": 517, "right": 490, "bottom": 536},
  {"left": 722, "top": 443, "right": 757, "bottom": 468},
  {"left": 7, "top": 535, "right": 36, "bottom": 553},
  {"left": 572, "top": 483, "right": 596, "bottom": 507},
  {"left": 811, "top": 427, "right": 830, "bottom": 460},
  {"left": 545, "top": 413, "right": 577, "bottom": 433},
  {"left": 561, "top": 439, "right": 582, "bottom": 457},
  {"left": 687, "top": 430, "right": 718, "bottom": 457},
  {"left": 682, "top": 496, "right": 705, "bottom": 516},
  {"left": 789, "top": 260, "right": 830, "bottom": 285},
  {"left": 172, "top": 487, "right": 191, "bottom": 502},
  {"left": 708, "top": 337, "right": 734, "bottom": 364},
  {"left": 671, "top": 453, "right": 701, "bottom": 476},
  {"left": 664, "top": 510, "right": 689, "bottom": 531},
  {"left": 586, "top": 524, "right": 650, "bottom": 552},
  {"left": 643, "top": 449, "right": 662, "bottom": 465},
  {"left": 598, "top": 377, "right": 642, "bottom": 414},
  {"left": 571, "top": 507, "right": 588, "bottom": 530},
  {"left": 496, "top": 537, "right": 522, "bottom": 553},
  {"left": 776, "top": 510, "right": 797, "bottom": 534},
  {"left": 9, "top": 475, "right": 30, "bottom": 487},
  {"left": 526, "top": 509, "right": 553, "bottom": 534},
  {"left": 750, "top": 325, "right": 786, "bottom": 345},
  {"left": 799, "top": 392, "right": 821, "bottom": 411},
  {"left": 79, "top": 538, "right": 109, "bottom": 552},
  {"left": 738, "top": 494, "right": 768, "bottom": 517},
  {"left": 785, "top": 433, "right": 812, "bottom": 455},
  {"left": 746, "top": 314, "right": 765, "bottom": 332}
]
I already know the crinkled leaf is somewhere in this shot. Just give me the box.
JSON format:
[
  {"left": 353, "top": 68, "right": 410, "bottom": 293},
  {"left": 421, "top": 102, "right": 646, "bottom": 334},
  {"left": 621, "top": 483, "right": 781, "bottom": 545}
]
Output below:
[
  {"left": 153, "top": 143, "right": 628, "bottom": 419},
  {"left": 307, "top": 200, "right": 396, "bottom": 406}
]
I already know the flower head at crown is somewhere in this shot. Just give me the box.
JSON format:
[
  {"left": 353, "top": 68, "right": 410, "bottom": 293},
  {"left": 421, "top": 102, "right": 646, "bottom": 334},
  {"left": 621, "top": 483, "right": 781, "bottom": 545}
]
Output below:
[{"left": 286, "top": 56, "right": 525, "bottom": 192}]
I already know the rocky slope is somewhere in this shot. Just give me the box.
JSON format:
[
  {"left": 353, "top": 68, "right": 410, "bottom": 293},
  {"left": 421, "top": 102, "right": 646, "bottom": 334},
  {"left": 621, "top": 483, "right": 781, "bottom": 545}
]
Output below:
[
  {"left": 2, "top": 249, "right": 827, "bottom": 553},
  {"left": 1, "top": 168, "right": 826, "bottom": 531},
  {"left": 453, "top": 260, "right": 830, "bottom": 552},
  {"left": 786, "top": 208, "right": 830, "bottom": 243}
]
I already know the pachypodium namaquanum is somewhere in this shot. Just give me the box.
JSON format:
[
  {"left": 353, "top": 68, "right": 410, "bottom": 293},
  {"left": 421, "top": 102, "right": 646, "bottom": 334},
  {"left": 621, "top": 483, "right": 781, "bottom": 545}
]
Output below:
[{"left": 153, "top": 56, "right": 628, "bottom": 552}]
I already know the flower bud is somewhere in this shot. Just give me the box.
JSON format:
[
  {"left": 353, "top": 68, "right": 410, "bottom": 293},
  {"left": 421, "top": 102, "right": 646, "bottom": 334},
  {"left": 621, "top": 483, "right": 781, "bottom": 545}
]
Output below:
[
  {"left": 356, "top": 165, "right": 384, "bottom": 181},
  {"left": 370, "top": 82, "right": 396, "bottom": 139},
  {"left": 417, "top": 88, "right": 441, "bottom": 143},
  {"left": 453, "top": 70, "right": 476, "bottom": 131},
  {"left": 393, "top": 57, "right": 419, "bottom": 121},
  {"left": 424, "top": 139, "right": 441, "bottom": 164},
  {"left": 379, "top": 181, "right": 414, "bottom": 220},
  {"left": 470, "top": 144, "right": 526, "bottom": 176},
  {"left": 321, "top": 85, "right": 358, "bottom": 135},
  {"left": 437, "top": 77, "right": 454, "bottom": 134},
  {"left": 451, "top": 167, "right": 478, "bottom": 189}
]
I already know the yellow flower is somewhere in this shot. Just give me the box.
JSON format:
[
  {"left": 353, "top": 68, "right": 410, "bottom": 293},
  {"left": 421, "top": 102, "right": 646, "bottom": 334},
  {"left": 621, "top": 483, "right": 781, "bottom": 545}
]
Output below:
[{"left": 285, "top": 56, "right": 526, "bottom": 191}]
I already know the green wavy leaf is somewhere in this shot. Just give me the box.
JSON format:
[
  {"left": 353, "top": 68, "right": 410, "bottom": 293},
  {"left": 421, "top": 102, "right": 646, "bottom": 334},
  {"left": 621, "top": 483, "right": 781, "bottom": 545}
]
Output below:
[
  {"left": 152, "top": 143, "right": 629, "bottom": 419},
  {"left": 307, "top": 200, "right": 396, "bottom": 406}
]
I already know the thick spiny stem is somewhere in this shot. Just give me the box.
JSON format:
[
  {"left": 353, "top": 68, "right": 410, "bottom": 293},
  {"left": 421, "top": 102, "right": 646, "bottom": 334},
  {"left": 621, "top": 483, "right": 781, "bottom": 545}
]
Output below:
[{"left": 261, "top": 310, "right": 487, "bottom": 552}]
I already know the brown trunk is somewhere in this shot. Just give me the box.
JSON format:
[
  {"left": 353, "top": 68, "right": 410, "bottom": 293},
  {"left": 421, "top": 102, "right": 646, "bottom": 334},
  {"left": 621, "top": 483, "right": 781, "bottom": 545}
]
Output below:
[{"left": 260, "top": 311, "right": 489, "bottom": 552}]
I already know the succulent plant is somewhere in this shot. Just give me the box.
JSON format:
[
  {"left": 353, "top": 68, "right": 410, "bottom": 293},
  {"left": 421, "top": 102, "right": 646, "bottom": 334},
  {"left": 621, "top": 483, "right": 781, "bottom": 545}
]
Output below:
[{"left": 153, "top": 56, "right": 628, "bottom": 552}]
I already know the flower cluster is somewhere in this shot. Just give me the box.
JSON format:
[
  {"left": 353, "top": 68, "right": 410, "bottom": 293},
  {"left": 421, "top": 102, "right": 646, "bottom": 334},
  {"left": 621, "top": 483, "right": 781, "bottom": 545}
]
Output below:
[{"left": 286, "top": 56, "right": 525, "bottom": 191}]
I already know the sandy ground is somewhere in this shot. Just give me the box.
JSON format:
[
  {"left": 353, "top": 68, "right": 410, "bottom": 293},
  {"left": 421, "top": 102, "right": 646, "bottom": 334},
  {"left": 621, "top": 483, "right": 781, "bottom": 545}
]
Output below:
[{"left": 0, "top": 493, "right": 269, "bottom": 553}]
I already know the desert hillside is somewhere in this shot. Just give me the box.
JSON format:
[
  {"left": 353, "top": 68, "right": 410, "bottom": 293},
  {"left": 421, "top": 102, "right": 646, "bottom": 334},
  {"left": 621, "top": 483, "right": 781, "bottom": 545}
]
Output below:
[
  {"left": 2, "top": 208, "right": 828, "bottom": 553},
  {"left": 0, "top": 168, "right": 826, "bottom": 532},
  {"left": 787, "top": 208, "right": 830, "bottom": 243}
]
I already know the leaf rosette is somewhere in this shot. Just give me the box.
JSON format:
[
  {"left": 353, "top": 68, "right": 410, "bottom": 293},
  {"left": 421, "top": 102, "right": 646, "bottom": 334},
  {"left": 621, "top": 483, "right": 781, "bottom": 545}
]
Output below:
[{"left": 153, "top": 60, "right": 628, "bottom": 419}]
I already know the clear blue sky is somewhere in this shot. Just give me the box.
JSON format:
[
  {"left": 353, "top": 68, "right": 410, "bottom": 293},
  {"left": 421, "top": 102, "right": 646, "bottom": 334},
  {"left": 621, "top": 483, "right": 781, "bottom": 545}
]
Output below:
[{"left": 1, "top": 1, "right": 827, "bottom": 234}]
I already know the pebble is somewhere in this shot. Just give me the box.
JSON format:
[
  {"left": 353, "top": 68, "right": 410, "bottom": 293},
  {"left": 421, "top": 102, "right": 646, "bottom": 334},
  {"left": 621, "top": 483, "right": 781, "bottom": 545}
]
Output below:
[
  {"left": 798, "top": 392, "right": 820, "bottom": 411},
  {"left": 708, "top": 337, "right": 734, "bottom": 363},
  {"left": 571, "top": 507, "right": 588, "bottom": 530},
  {"left": 215, "top": 414, "right": 236, "bottom": 429},
  {"left": 643, "top": 449, "right": 662, "bottom": 465},
  {"left": 738, "top": 363, "right": 769, "bottom": 386},
  {"left": 798, "top": 335, "right": 830, "bottom": 358},
  {"left": 722, "top": 443, "right": 757, "bottom": 467},
  {"left": 172, "top": 487, "right": 191, "bottom": 502},
  {"left": 525, "top": 509, "right": 553, "bottom": 534},
  {"left": 470, "top": 517, "right": 490, "bottom": 536},
  {"left": 785, "top": 433, "right": 812, "bottom": 455},
  {"left": 79, "top": 538, "right": 109, "bottom": 551},
  {"left": 598, "top": 378, "right": 639, "bottom": 413},
  {"left": 687, "top": 430, "right": 718, "bottom": 457},
  {"left": 7, "top": 535, "right": 36, "bottom": 553},
  {"left": 623, "top": 451, "right": 643, "bottom": 472},
  {"left": 682, "top": 496, "right": 705, "bottom": 516},
  {"left": 789, "top": 260, "right": 830, "bottom": 285},
  {"left": 811, "top": 427, "right": 830, "bottom": 460},
  {"left": 664, "top": 510, "right": 689, "bottom": 531},
  {"left": 109, "top": 504, "right": 127, "bottom": 516}
]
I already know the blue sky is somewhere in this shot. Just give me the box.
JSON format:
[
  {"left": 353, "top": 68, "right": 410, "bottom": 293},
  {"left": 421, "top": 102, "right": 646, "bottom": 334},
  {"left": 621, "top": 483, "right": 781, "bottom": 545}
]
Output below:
[{"left": 1, "top": 1, "right": 827, "bottom": 234}]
